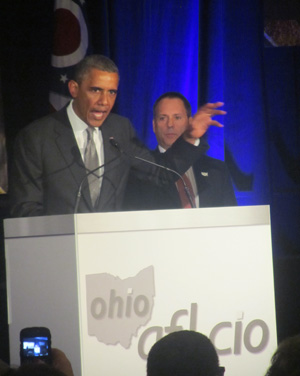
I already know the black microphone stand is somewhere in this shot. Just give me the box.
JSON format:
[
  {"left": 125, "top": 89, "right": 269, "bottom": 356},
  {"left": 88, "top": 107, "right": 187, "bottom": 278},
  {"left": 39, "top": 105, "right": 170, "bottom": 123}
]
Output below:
[
  {"left": 74, "top": 155, "right": 121, "bottom": 214},
  {"left": 109, "top": 137, "right": 196, "bottom": 209}
]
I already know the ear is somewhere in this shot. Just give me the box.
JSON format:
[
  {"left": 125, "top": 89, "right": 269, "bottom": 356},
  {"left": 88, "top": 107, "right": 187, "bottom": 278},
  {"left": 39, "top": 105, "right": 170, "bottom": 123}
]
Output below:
[
  {"left": 152, "top": 119, "right": 156, "bottom": 134},
  {"left": 68, "top": 80, "right": 79, "bottom": 98}
]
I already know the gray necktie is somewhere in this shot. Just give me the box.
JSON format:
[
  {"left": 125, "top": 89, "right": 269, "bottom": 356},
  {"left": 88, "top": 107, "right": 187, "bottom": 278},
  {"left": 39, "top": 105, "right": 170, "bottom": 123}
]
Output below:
[{"left": 84, "top": 127, "right": 100, "bottom": 207}]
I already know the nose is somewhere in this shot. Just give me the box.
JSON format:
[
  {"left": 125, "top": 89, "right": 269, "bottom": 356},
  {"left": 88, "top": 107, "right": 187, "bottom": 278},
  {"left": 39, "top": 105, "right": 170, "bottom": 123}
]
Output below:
[
  {"left": 166, "top": 117, "right": 174, "bottom": 128},
  {"left": 97, "top": 91, "right": 108, "bottom": 105}
]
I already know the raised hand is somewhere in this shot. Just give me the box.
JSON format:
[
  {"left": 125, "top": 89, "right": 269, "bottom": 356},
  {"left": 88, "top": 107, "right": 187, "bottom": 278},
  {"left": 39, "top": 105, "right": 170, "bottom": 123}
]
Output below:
[{"left": 184, "top": 102, "right": 226, "bottom": 142}]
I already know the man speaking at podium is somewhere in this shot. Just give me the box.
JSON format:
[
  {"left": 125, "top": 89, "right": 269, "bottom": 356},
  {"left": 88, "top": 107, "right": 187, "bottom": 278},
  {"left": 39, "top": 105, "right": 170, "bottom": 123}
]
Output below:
[
  {"left": 123, "top": 92, "right": 236, "bottom": 210},
  {"left": 10, "top": 55, "right": 225, "bottom": 217}
]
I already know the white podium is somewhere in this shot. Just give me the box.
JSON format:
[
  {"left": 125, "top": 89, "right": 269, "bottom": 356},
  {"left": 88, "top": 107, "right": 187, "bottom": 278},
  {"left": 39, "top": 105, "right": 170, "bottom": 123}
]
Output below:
[{"left": 5, "top": 206, "right": 277, "bottom": 376}]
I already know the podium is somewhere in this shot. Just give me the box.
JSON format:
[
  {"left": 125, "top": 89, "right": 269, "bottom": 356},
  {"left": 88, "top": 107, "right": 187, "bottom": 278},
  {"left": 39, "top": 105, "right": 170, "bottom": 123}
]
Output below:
[{"left": 4, "top": 206, "right": 277, "bottom": 376}]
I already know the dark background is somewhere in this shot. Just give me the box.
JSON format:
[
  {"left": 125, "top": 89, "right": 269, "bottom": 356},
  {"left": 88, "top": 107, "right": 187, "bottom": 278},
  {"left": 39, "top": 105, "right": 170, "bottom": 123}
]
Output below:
[{"left": 1, "top": 0, "right": 300, "bottom": 365}]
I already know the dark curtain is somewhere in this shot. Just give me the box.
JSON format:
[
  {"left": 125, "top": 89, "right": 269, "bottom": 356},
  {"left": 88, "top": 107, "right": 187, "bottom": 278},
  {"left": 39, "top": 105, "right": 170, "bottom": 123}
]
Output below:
[
  {"left": 0, "top": 1, "right": 299, "bottom": 254},
  {"left": 94, "top": 0, "right": 300, "bottom": 256},
  {"left": 1, "top": 0, "right": 300, "bottom": 362},
  {"left": 1, "top": 0, "right": 299, "bottom": 256},
  {"left": 101, "top": 0, "right": 200, "bottom": 148}
]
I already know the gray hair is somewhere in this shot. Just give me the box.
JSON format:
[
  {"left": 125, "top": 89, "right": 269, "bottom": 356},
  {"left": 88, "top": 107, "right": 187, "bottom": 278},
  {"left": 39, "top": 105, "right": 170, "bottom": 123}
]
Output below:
[{"left": 73, "top": 54, "right": 119, "bottom": 84}]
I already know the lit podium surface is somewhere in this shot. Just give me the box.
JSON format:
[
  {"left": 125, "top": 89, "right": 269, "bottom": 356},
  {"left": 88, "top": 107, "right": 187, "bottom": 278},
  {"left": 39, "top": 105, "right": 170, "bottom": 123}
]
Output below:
[{"left": 4, "top": 206, "right": 277, "bottom": 376}]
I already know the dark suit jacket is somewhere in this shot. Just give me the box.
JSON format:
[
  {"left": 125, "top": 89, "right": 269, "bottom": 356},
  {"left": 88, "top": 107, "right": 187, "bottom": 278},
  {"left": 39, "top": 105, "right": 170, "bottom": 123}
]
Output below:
[
  {"left": 10, "top": 107, "right": 207, "bottom": 216},
  {"left": 123, "top": 148, "right": 237, "bottom": 210}
]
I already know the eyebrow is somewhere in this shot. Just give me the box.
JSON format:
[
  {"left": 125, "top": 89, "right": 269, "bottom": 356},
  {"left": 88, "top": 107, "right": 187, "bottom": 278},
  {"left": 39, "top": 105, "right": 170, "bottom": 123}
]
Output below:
[
  {"left": 89, "top": 86, "right": 118, "bottom": 92},
  {"left": 156, "top": 112, "right": 185, "bottom": 116}
]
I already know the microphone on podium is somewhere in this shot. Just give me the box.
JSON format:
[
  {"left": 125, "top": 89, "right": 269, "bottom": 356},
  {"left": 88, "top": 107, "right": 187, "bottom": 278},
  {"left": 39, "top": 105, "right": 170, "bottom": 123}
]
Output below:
[
  {"left": 109, "top": 137, "right": 196, "bottom": 208},
  {"left": 74, "top": 148, "right": 121, "bottom": 214}
]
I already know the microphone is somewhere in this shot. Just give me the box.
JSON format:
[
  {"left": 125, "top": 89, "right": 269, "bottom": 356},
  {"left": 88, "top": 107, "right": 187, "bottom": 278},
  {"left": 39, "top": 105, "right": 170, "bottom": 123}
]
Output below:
[
  {"left": 109, "top": 137, "right": 196, "bottom": 208},
  {"left": 109, "top": 137, "right": 122, "bottom": 152},
  {"left": 74, "top": 149, "right": 121, "bottom": 214}
]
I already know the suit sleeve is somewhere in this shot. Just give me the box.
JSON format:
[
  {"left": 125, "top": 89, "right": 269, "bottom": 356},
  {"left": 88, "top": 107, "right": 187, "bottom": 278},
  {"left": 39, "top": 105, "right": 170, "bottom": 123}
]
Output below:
[
  {"left": 9, "top": 126, "right": 45, "bottom": 217},
  {"left": 124, "top": 125, "right": 209, "bottom": 185},
  {"left": 221, "top": 163, "right": 237, "bottom": 206}
]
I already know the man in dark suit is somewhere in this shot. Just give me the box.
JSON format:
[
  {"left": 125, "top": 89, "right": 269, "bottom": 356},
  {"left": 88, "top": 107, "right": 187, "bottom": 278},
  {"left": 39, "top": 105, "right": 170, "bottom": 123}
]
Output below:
[
  {"left": 123, "top": 92, "right": 236, "bottom": 210},
  {"left": 10, "top": 57, "right": 226, "bottom": 217}
]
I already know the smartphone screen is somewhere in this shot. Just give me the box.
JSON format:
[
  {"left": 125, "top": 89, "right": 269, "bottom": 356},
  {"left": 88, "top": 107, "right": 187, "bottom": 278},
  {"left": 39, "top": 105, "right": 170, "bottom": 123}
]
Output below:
[
  {"left": 22, "top": 336, "right": 50, "bottom": 357},
  {"left": 20, "top": 327, "right": 51, "bottom": 365}
]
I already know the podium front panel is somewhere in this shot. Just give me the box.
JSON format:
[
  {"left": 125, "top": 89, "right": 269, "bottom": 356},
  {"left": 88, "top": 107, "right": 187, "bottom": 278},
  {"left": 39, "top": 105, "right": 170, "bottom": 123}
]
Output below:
[
  {"left": 74, "top": 206, "right": 277, "bottom": 376},
  {"left": 5, "top": 215, "right": 81, "bottom": 373}
]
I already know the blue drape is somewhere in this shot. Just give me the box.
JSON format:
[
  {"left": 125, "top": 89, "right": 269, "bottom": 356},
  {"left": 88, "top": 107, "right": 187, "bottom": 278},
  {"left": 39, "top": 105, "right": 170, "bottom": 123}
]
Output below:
[
  {"left": 104, "top": 0, "right": 271, "bottom": 203},
  {"left": 97, "top": 0, "right": 300, "bottom": 256},
  {"left": 2, "top": 0, "right": 300, "bottom": 363},
  {"left": 1, "top": 0, "right": 299, "bottom": 256},
  {"left": 100, "top": 0, "right": 200, "bottom": 149}
]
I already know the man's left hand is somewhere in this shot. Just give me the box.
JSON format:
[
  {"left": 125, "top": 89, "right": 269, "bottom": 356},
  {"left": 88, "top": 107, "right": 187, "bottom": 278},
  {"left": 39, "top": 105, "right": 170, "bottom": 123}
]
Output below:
[{"left": 183, "top": 102, "right": 226, "bottom": 141}]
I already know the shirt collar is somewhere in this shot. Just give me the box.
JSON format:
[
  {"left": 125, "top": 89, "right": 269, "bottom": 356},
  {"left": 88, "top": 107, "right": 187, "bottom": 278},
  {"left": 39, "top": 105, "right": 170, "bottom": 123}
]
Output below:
[
  {"left": 67, "top": 100, "right": 89, "bottom": 134},
  {"left": 158, "top": 138, "right": 200, "bottom": 153}
]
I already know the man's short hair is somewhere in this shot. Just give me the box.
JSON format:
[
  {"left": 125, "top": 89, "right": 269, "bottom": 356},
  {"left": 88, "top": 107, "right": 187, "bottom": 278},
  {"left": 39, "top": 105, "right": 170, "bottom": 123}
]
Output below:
[
  {"left": 73, "top": 54, "right": 119, "bottom": 84},
  {"left": 153, "top": 92, "right": 192, "bottom": 118},
  {"left": 265, "top": 334, "right": 300, "bottom": 376},
  {"left": 147, "top": 330, "right": 222, "bottom": 376}
]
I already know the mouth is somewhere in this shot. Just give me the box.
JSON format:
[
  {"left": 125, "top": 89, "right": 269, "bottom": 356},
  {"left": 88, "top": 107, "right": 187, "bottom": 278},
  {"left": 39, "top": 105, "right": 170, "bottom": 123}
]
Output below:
[{"left": 90, "top": 109, "right": 107, "bottom": 120}]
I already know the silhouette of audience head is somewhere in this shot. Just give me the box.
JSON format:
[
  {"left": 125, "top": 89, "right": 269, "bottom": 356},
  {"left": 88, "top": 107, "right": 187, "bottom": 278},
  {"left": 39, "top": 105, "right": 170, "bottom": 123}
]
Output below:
[
  {"left": 14, "top": 363, "right": 66, "bottom": 376},
  {"left": 265, "top": 334, "right": 300, "bottom": 376},
  {"left": 147, "top": 330, "right": 225, "bottom": 376}
]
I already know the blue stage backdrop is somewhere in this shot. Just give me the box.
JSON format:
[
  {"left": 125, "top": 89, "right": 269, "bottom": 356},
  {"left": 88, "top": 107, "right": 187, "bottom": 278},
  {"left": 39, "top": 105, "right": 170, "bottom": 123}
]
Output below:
[
  {"left": 95, "top": 0, "right": 300, "bottom": 255},
  {"left": 105, "top": 0, "right": 200, "bottom": 150},
  {"left": 0, "top": 0, "right": 299, "bottom": 255},
  {"left": 103, "top": 0, "right": 270, "bottom": 206}
]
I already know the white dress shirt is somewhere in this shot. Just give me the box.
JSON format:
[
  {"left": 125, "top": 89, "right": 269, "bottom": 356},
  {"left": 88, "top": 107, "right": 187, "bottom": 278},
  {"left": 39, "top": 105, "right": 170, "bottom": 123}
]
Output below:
[{"left": 67, "top": 100, "right": 105, "bottom": 188}]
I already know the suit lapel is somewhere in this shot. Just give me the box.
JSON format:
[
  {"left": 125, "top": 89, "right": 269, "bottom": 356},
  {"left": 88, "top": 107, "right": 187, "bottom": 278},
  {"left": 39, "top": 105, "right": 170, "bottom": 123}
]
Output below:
[
  {"left": 53, "top": 109, "right": 94, "bottom": 211},
  {"left": 96, "top": 118, "right": 122, "bottom": 210},
  {"left": 194, "top": 157, "right": 212, "bottom": 207},
  {"left": 152, "top": 148, "right": 182, "bottom": 207}
]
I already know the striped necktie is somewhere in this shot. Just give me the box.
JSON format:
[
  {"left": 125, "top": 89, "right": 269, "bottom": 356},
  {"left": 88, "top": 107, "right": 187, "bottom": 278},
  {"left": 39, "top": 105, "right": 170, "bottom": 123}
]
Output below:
[
  {"left": 176, "top": 174, "right": 196, "bottom": 208},
  {"left": 84, "top": 127, "right": 100, "bottom": 207}
]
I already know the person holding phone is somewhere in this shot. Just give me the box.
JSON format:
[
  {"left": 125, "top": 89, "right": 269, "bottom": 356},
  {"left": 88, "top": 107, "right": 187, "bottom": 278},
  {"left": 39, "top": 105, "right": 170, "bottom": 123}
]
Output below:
[{"left": 0, "top": 349, "right": 74, "bottom": 376}]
